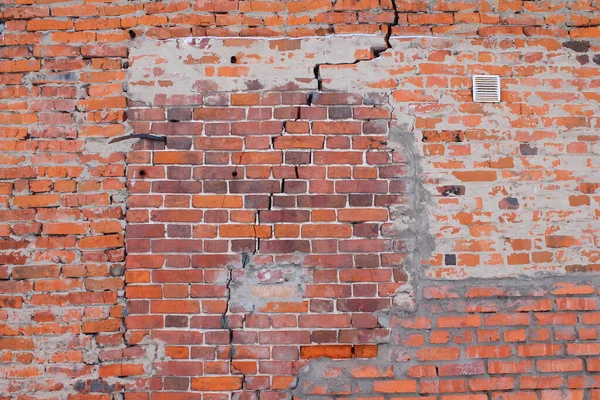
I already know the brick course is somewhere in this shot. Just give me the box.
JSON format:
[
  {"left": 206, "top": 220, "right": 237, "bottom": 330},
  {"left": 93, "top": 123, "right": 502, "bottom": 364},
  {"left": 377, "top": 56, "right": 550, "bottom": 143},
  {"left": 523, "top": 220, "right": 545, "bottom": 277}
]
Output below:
[{"left": 0, "top": 0, "right": 599, "bottom": 399}]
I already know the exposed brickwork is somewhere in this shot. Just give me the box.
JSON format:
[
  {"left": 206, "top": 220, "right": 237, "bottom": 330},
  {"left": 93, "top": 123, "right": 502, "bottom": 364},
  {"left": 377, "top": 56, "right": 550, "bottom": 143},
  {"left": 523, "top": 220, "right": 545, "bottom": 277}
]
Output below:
[
  {"left": 0, "top": 0, "right": 599, "bottom": 399},
  {"left": 124, "top": 34, "right": 600, "bottom": 398},
  {"left": 123, "top": 36, "right": 419, "bottom": 399},
  {"left": 297, "top": 278, "right": 600, "bottom": 399}
]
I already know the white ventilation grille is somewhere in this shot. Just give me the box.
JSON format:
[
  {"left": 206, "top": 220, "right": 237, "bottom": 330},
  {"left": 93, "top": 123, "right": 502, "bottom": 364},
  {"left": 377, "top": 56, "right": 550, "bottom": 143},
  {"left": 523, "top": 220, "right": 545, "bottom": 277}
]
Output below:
[{"left": 472, "top": 75, "right": 501, "bottom": 103}]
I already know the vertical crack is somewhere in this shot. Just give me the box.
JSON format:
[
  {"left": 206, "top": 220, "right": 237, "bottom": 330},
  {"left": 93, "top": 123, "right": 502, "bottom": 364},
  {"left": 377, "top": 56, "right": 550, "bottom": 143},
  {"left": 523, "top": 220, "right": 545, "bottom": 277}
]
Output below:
[
  {"left": 222, "top": 265, "right": 233, "bottom": 331},
  {"left": 254, "top": 212, "right": 260, "bottom": 254},
  {"left": 384, "top": 0, "right": 398, "bottom": 51},
  {"left": 223, "top": 253, "right": 250, "bottom": 377},
  {"left": 311, "top": 6, "right": 397, "bottom": 96},
  {"left": 221, "top": 262, "right": 235, "bottom": 367},
  {"left": 313, "top": 65, "right": 323, "bottom": 91}
]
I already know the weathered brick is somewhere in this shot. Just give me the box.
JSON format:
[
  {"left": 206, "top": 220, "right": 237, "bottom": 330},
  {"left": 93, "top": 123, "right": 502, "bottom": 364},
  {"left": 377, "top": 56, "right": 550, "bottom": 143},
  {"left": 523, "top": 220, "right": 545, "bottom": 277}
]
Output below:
[{"left": 3, "top": 9, "right": 600, "bottom": 400}]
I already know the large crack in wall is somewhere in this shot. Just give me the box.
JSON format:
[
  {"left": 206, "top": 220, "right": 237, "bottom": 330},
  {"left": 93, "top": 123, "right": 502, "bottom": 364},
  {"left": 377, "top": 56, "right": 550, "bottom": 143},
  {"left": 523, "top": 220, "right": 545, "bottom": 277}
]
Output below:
[
  {"left": 291, "top": 121, "right": 434, "bottom": 396},
  {"left": 124, "top": 34, "right": 434, "bottom": 395},
  {"left": 3, "top": 0, "right": 600, "bottom": 397},
  {"left": 123, "top": 31, "right": 600, "bottom": 397}
]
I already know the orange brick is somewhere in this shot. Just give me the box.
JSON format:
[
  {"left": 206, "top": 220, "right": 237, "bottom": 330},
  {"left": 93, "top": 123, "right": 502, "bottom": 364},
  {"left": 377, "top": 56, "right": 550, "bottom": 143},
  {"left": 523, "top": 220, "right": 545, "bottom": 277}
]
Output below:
[
  {"left": 452, "top": 171, "right": 497, "bottom": 182},
  {"left": 374, "top": 379, "right": 418, "bottom": 393},
  {"left": 338, "top": 208, "right": 388, "bottom": 222},
  {"left": 353, "top": 344, "right": 378, "bottom": 358},
  {"left": 438, "top": 315, "right": 482, "bottom": 328},
  {"left": 192, "top": 195, "right": 243, "bottom": 208},
  {"left": 537, "top": 359, "right": 583, "bottom": 373},
  {"left": 417, "top": 347, "right": 460, "bottom": 361},
  {"left": 13, "top": 194, "right": 60, "bottom": 208},
  {"left": 98, "top": 363, "right": 144, "bottom": 378},
  {"left": 0, "top": 338, "right": 34, "bottom": 350},
  {"left": 191, "top": 377, "right": 243, "bottom": 391},
  {"left": 300, "top": 345, "right": 352, "bottom": 359},
  {"left": 302, "top": 224, "right": 352, "bottom": 238},
  {"left": 272, "top": 375, "right": 295, "bottom": 390},
  {"left": 274, "top": 224, "right": 300, "bottom": 238},
  {"left": 219, "top": 225, "right": 271, "bottom": 238},
  {"left": 78, "top": 234, "right": 123, "bottom": 249},
  {"left": 42, "top": 222, "right": 87, "bottom": 235}
]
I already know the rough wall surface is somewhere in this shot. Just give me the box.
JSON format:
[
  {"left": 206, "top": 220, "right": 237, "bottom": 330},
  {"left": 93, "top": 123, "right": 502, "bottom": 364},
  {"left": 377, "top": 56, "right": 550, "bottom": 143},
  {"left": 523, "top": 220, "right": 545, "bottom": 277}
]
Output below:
[{"left": 0, "top": 0, "right": 599, "bottom": 399}]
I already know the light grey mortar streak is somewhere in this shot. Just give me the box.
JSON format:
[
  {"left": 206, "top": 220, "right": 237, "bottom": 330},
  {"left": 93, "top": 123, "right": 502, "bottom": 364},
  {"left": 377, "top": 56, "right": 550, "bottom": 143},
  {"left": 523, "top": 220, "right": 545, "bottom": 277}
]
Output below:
[{"left": 127, "top": 35, "right": 388, "bottom": 105}]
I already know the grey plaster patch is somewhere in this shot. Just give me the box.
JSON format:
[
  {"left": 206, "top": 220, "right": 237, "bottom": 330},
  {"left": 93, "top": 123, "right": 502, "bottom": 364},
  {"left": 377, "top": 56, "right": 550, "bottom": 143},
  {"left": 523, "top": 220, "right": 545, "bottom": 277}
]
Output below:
[
  {"left": 386, "top": 124, "right": 435, "bottom": 312},
  {"left": 290, "top": 121, "right": 436, "bottom": 395},
  {"left": 293, "top": 274, "right": 600, "bottom": 397},
  {"left": 84, "top": 137, "right": 136, "bottom": 156},
  {"left": 127, "top": 35, "right": 387, "bottom": 105},
  {"left": 293, "top": 358, "right": 353, "bottom": 397},
  {"left": 228, "top": 261, "right": 311, "bottom": 313},
  {"left": 288, "top": 37, "right": 435, "bottom": 398},
  {"left": 126, "top": 33, "right": 437, "bottom": 398}
]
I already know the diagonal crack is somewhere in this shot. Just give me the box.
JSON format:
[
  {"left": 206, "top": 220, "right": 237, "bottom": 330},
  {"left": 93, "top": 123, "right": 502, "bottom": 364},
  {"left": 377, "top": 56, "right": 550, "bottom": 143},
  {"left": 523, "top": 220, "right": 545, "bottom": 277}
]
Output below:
[
  {"left": 312, "top": 0, "right": 397, "bottom": 93},
  {"left": 222, "top": 262, "right": 235, "bottom": 363},
  {"left": 383, "top": 0, "right": 399, "bottom": 52}
]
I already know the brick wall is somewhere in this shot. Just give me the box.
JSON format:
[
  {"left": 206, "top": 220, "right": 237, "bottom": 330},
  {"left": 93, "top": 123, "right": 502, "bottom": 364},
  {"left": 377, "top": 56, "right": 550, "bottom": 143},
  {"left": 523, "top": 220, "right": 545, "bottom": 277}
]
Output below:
[
  {"left": 298, "top": 278, "right": 600, "bottom": 400},
  {"left": 0, "top": 0, "right": 599, "bottom": 399}
]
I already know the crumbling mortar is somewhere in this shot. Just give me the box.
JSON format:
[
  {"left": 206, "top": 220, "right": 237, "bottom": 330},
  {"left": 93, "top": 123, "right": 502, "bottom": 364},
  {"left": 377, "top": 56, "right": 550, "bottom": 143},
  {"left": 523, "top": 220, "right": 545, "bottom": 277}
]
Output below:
[
  {"left": 68, "top": 57, "right": 148, "bottom": 398},
  {"left": 294, "top": 276, "right": 600, "bottom": 398},
  {"left": 221, "top": 260, "right": 235, "bottom": 332},
  {"left": 122, "top": 29, "right": 600, "bottom": 399},
  {"left": 311, "top": 8, "right": 395, "bottom": 95},
  {"left": 291, "top": 31, "right": 444, "bottom": 398}
]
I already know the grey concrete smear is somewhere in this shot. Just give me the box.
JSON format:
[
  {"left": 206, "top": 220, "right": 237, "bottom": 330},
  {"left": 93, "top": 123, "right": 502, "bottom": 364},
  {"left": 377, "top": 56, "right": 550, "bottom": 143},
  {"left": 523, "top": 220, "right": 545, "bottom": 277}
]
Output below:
[
  {"left": 291, "top": 131, "right": 434, "bottom": 396},
  {"left": 293, "top": 358, "right": 352, "bottom": 397},
  {"left": 120, "top": 31, "right": 600, "bottom": 397},
  {"left": 385, "top": 123, "right": 435, "bottom": 313},
  {"left": 84, "top": 138, "right": 136, "bottom": 156},
  {"left": 127, "top": 35, "right": 387, "bottom": 105},
  {"left": 126, "top": 34, "right": 438, "bottom": 398},
  {"left": 323, "top": 35, "right": 600, "bottom": 279},
  {"left": 294, "top": 274, "right": 600, "bottom": 398},
  {"left": 287, "top": 37, "right": 435, "bottom": 398},
  {"left": 228, "top": 261, "right": 312, "bottom": 313}
]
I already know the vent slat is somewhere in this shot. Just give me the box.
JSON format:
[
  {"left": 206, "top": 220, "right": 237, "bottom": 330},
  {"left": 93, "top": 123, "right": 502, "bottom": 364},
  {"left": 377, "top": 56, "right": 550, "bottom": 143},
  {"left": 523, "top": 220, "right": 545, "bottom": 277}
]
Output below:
[{"left": 472, "top": 75, "right": 501, "bottom": 103}]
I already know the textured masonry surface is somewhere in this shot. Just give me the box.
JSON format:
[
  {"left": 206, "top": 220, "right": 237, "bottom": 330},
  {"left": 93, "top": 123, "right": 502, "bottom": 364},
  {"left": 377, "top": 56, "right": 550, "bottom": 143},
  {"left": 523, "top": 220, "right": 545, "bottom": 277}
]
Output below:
[{"left": 1, "top": 0, "right": 600, "bottom": 399}]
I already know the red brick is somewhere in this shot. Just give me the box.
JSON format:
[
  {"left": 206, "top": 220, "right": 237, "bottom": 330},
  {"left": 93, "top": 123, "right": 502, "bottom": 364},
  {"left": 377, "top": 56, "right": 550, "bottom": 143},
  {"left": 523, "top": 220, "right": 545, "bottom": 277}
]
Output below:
[
  {"left": 3, "top": 10, "right": 600, "bottom": 400},
  {"left": 374, "top": 380, "right": 418, "bottom": 393},
  {"left": 416, "top": 347, "right": 460, "bottom": 361},
  {"left": 11, "top": 265, "right": 59, "bottom": 279},
  {"left": 191, "top": 377, "right": 243, "bottom": 391},
  {"left": 300, "top": 345, "right": 352, "bottom": 359},
  {"left": 438, "top": 315, "right": 482, "bottom": 328},
  {"left": 488, "top": 360, "right": 533, "bottom": 374},
  {"left": 13, "top": 194, "right": 60, "bottom": 208}
]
